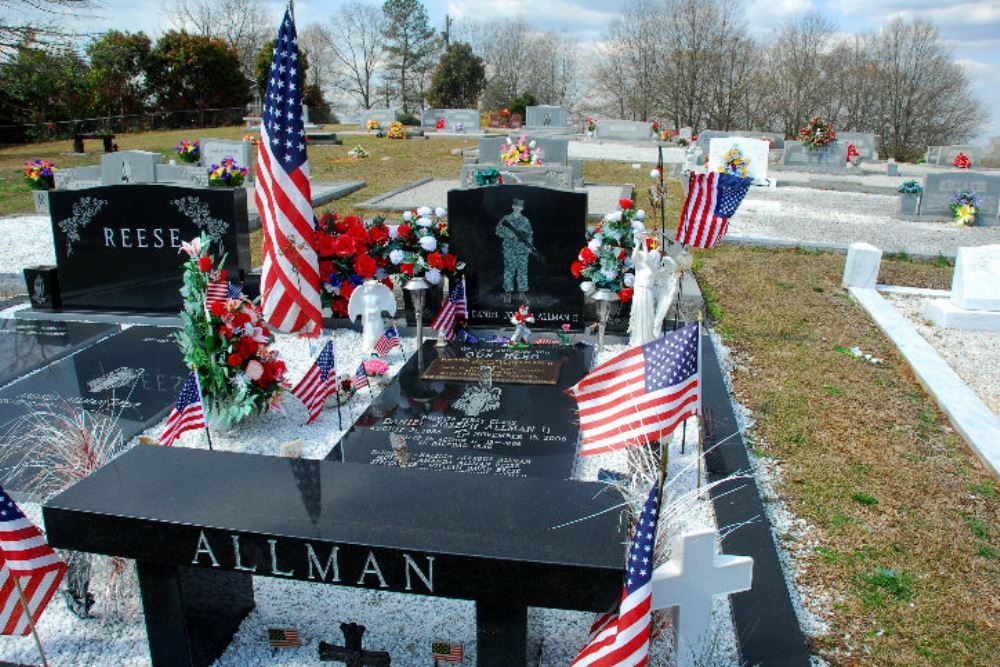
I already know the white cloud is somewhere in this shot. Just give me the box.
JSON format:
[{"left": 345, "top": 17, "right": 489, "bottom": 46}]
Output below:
[{"left": 744, "top": 0, "right": 816, "bottom": 35}]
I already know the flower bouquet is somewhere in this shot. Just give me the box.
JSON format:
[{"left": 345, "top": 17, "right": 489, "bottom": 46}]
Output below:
[
  {"left": 897, "top": 180, "right": 922, "bottom": 194},
  {"left": 348, "top": 145, "right": 370, "bottom": 158},
  {"left": 500, "top": 135, "right": 543, "bottom": 166},
  {"left": 799, "top": 117, "right": 836, "bottom": 150},
  {"left": 586, "top": 118, "right": 596, "bottom": 133},
  {"left": 435, "top": 118, "right": 446, "bottom": 130},
  {"left": 176, "top": 139, "right": 200, "bottom": 164},
  {"left": 950, "top": 191, "right": 981, "bottom": 226},
  {"left": 363, "top": 357, "right": 389, "bottom": 385},
  {"left": 953, "top": 152, "right": 972, "bottom": 169},
  {"left": 208, "top": 158, "right": 248, "bottom": 187},
  {"left": 846, "top": 143, "right": 860, "bottom": 164},
  {"left": 571, "top": 198, "right": 646, "bottom": 303},
  {"left": 474, "top": 167, "right": 501, "bottom": 186},
  {"left": 650, "top": 120, "right": 660, "bottom": 135},
  {"left": 23, "top": 159, "right": 56, "bottom": 190},
  {"left": 366, "top": 119, "right": 381, "bottom": 132},
  {"left": 314, "top": 212, "right": 394, "bottom": 317},
  {"left": 376, "top": 207, "right": 463, "bottom": 285},
  {"left": 452, "top": 122, "right": 464, "bottom": 132},
  {"left": 719, "top": 146, "right": 750, "bottom": 178},
  {"left": 176, "top": 233, "right": 287, "bottom": 424},
  {"left": 386, "top": 121, "right": 406, "bottom": 140},
  {"left": 241, "top": 134, "right": 258, "bottom": 145}
]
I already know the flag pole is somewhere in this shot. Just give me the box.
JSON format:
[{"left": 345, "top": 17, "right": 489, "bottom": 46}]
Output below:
[
  {"left": 696, "top": 311, "right": 704, "bottom": 491},
  {"left": 332, "top": 331, "right": 343, "bottom": 430},
  {"left": 658, "top": 144, "right": 666, "bottom": 245},
  {"left": 10, "top": 570, "right": 50, "bottom": 667},
  {"left": 194, "top": 369, "right": 214, "bottom": 451}
]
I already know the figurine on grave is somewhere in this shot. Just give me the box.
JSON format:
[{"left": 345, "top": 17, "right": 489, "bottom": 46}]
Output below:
[
  {"left": 347, "top": 280, "right": 397, "bottom": 352},
  {"left": 629, "top": 234, "right": 679, "bottom": 346},
  {"left": 510, "top": 303, "right": 534, "bottom": 345}
]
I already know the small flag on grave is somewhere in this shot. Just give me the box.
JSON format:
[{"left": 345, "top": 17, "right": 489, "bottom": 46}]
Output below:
[
  {"left": 268, "top": 627, "right": 301, "bottom": 647},
  {"left": 0, "top": 485, "right": 67, "bottom": 636},
  {"left": 351, "top": 362, "right": 370, "bottom": 390},
  {"left": 675, "top": 171, "right": 751, "bottom": 248},
  {"left": 568, "top": 323, "right": 700, "bottom": 456},
  {"left": 431, "top": 640, "right": 463, "bottom": 663},
  {"left": 291, "top": 339, "right": 337, "bottom": 424},
  {"left": 205, "top": 279, "right": 229, "bottom": 306},
  {"left": 373, "top": 325, "right": 401, "bottom": 356},
  {"left": 431, "top": 277, "right": 468, "bottom": 340},
  {"left": 160, "top": 371, "right": 207, "bottom": 446},
  {"left": 570, "top": 479, "right": 661, "bottom": 666}
]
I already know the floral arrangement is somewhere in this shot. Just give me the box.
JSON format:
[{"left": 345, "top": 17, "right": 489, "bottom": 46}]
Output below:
[
  {"left": 435, "top": 118, "right": 446, "bottom": 130},
  {"left": 897, "top": 180, "right": 922, "bottom": 194},
  {"left": 314, "top": 212, "right": 394, "bottom": 317},
  {"left": 500, "top": 135, "right": 542, "bottom": 166},
  {"left": 950, "top": 191, "right": 981, "bottom": 226},
  {"left": 570, "top": 198, "right": 647, "bottom": 303},
  {"left": 452, "top": 122, "right": 464, "bottom": 132},
  {"left": 176, "top": 234, "right": 287, "bottom": 423},
  {"left": 176, "top": 139, "right": 200, "bottom": 163},
  {"left": 586, "top": 118, "right": 596, "bottom": 132},
  {"left": 23, "top": 159, "right": 56, "bottom": 190},
  {"left": 367, "top": 119, "right": 381, "bottom": 131},
  {"left": 207, "top": 158, "right": 248, "bottom": 187},
  {"left": 799, "top": 117, "right": 836, "bottom": 150},
  {"left": 363, "top": 357, "right": 389, "bottom": 380},
  {"left": 953, "top": 152, "right": 972, "bottom": 169},
  {"left": 348, "top": 145, "right": 370, "bottom": 158},
  {"left": 376, "top": 207, "right": 463, "bottom": 284},
  {"left": 500, "top": 108, "right": 511, "bottom": 118},
  {"left": 659, "top": 130, "right": 671, "bottom": 142},
  {"left": 846, "top": 143, "right": 860, "bottom": 163},
  {"left": 650, "top": 120, "right": 660, "bottom": 134},
  {"left": 474, "top": 167, "right": 501, "bottom": 186},
  {"left": 386, "top": 121, "right": 406, "bottom": 140},
  {"left": 241, "top": 134, "right": 258, "bottom": 145},
  {"left": 719, "top": 146, "right": 750, "bottom": 178}
]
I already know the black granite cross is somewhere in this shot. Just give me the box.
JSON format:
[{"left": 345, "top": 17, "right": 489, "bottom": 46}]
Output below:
[{"left": 318, "top": 622, "right": 390, "bottom": 666}]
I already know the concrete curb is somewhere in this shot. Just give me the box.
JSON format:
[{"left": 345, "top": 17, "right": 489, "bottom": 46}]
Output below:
[
  {"left": 722, "top": 234, "right": 957, "bottom": 260},
  {"left": 850, "top": 286, "right": 1000, "bottom": 477}
]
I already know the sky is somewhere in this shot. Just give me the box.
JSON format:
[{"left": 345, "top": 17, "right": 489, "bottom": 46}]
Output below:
[{"left": 67, "top": 0, "right": 1000, "bottom": 141}]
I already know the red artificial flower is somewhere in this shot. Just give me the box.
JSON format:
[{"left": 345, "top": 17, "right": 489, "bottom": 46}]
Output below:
[
  {"left": 317, "top": 233, "right": 336, "bottom": 256},
  {"left": 617, "top": 287, "right": 634, "bottom": 303},
  {"left": 619, "top": 198, "right": 634, "bottom": 210},
  {"left": 398, "top": 223, "right": 412, "bottom": 238},
  {"left": 380, "top": 278, "right": 394, "bottom": 290},
  {"left": 954, "top": 152, "right": 971, "bottom": 169},
  {"left": 218, "top": 269, "right": 227, "bottom": 282},
  {"left": 400, "top": 262, "right": 414, "bottom": 276},
  {"left": 340, "top": 281, "right": 355, "bottom": 300},
  {"left": 197, "top": 256, "right": 212, "bottom": 272},
  {"left": 331, "top": 296, "right": 348, "bottom": 317},
  {"left": 318, "top": 260, "right": 335, "bottom": 279},
  {"left": 368, "top": 225, "right": 389, "bottom": 245},
  {"left": 442, "top": 254, "right": 457, "bottom": 271},
  {"left": 354, "top": 255, "right": 377, "bottom": 279},
  {"left": 208, "top": 300, "right": 226, "bottom": 318},
  {"left": 226, "top": 352, "right": 243, "bottom": 367},
  {"left": 232, "top": 311, "right": 251, "bottom": 327},
  {"left": 238, "top": 336, "right": 257, "bottom": 357},
  {"left": 344, "top": 215, "right": 363, "bottom": 228},
  {"left": 579, "top": 247, "right": 597, "bottom": 266},
  {"left": 435, "top": 118, "right": 445, "bottom": 129},
  {"left": 427, "top": 252, "right": 444, "bottom": 269},
  {"left": 348, "top": 224, "right": 369, "bottom": 245},
  {"left": 570, "top": 260, "right": 583, "bottom": 278},
  {"left": 255, "top": 364, "right": 274, "bottom": 387},
  {"left": 220, "top": 324, "right": 233, "bottom": 338},
  {"left": 331, "top": 235, "right": 356, "bottom": 257}
]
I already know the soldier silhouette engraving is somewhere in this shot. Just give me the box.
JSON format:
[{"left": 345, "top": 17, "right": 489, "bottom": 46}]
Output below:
[{"left": 495, "top": 198, "right": 535, "bottom": 303}]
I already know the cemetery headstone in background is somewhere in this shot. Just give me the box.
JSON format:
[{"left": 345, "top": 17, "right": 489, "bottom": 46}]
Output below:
[
  {"left": 58, "top": 150, "right": 207, "bottom": 190},
  {"left": 708, "top": 137, "right": 770, "bottom": 184},
  {"left": 468, "top": 135, "right": 582, "bottom": 189},
  {"left": 525, "top": 105, "right": 569, "bottom": 130},
  {"left": 838, "top": 132, "right": 878, "bottom": 160},
  {"left": 47, "top": 183, "right": 250, "bottom": 311},
  {"left": 926, "top": 145, "right": 983, "bottom": 167},
  {"left": 594, "top": 120, "right": 653, "bottom": 142},
  {"left": 781, "top": 140, "right": 849, "bottom": 172},
  {"left": 920, "top": 172, "right": 1000, "bottom": 221},
  {"left": 447, "top": 184, "right": 586, "bottom": 327},
  {"left": 420, "top": 108, "right": 480, "bottom": 130},
  {"left": 200, "top": 138, "right": 254, "bottom": 183},
  {"left": 698, "top": 130, "right": 784, "bottom": 150}
]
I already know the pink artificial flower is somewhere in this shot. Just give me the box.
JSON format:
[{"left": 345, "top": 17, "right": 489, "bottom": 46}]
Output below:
[
  {"left": 180, "top": 237, "right": 202, "bottom": 258},
  {"left": 245, "top": 359, "right": 264, "bottom": 380}
]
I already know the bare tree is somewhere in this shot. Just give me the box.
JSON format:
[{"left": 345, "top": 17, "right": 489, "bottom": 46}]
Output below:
[
  {"left": 166, "top": 0, "right": 272, "bottom": 76},
  {"left": 0, "top": 0, "right": 94, "bottom": 54},
  {"left": 327, "top": 1, "right": 386, "bottom": 109},
  {"left": 298, "top": 22, "right": 333, "bottom": 89}
]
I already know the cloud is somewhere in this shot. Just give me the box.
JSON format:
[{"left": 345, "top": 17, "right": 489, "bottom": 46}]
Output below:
[
  {"left": 744, "top": 0, "right": 816, "bottom": 35},
  {"left": 444, "top": 0, "right": 619, "bottom": 40},
  {"left": 957, "top": 59, "right": 1000, "bottom": 138}
]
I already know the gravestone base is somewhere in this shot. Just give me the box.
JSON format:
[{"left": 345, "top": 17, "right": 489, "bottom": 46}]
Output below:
[
  {"left": 476, "top": 602, "right": 526, "bottom": 666},
  {"left": 924, "top": 299, "right": 1000, "bottom": 332},
  {"left": 306, "top": 132, "right": 342, "bottom": 145}
]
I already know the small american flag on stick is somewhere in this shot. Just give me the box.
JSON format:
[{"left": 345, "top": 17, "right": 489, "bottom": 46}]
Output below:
[
  {"left": 373, "top": 325, "right": 401, "bottom": 356},
  {"left": 431, "top": 640, "right": 463, "bottom": 663},
  {"left": 268, "top": 627, "right": 301, "bottom": 647},
  {"left": 431, "top": 277, "right": 468, "bottom": 340},
  {"left": 159, "top": 372, "right": 207, "bottom": 446},
  {"left": 351, "top": 362, "right": 370, "bottom": 390},
  {"left": 675, "top": 172, "right": 751, "bottom": 248},
  {"left": 290, "top": 339, "right": 337, "bottom": 424}
]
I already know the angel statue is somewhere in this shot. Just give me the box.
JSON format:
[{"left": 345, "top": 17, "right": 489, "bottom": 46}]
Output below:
[
  {"left": 628, "top": 234, "right": 680, "bottom": 346},
  {"left": 347, "top": 280, "right": 397, "bottom": 352}
]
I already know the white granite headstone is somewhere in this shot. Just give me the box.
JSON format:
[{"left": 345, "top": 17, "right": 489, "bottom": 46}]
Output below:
[
  {"left": 951, "top": 245, "right": 1000, "bottom": 311},
  {"left": 842, "top": 242, "right": 882, "bottom": 289},
  {"left": 707, "top": 137, "right": 769, "bottom": 184}
]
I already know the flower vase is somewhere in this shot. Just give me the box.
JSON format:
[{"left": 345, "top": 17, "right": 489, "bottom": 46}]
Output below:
[
  {"left": 590, "top": 289, "right": 620, "bottom": 354},
  {"left": 404, "top": 277, "right": 429, "bottom": 347},
  {"left": 898, "top": 192, "right": 921, "bottom": 216}
]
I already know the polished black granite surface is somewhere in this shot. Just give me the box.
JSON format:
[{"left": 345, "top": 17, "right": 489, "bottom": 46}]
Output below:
[
  {"left": 330, "top": 340, "right": 590, "bottom": 479},
  {"left": 44, "top": 445, "right": 626, "bottom": 611},
  {"left": 0, "top": 325, "right": 186, "bottom": 492},
  {"left": 0, "top": 319, "right": 117, "bottom": 387},
  {"left": 48, "top": 184, "right": 250, "bottom": 312}
]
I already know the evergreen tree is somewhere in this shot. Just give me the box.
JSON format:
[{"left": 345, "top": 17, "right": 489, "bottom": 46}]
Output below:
[
  {"left": 86, "top": 31, "right": 152, "bottom": 116},
  {"left": 427, "top": 42, "right": 485, "bottom": 109},
  {"left": 146, "top": 31, "right": 250, "bottom": 111},
  {"left": 382, "top": 0, "right": 438, "bottom": 112}
]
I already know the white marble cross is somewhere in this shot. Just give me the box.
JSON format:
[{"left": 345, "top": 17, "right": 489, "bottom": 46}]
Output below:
[{"left": 651, "top": 529, "right": 753, "bottom": 665}]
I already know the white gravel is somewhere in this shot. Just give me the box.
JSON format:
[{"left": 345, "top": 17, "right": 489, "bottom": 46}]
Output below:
[
  {"left": 883, "top": 293, "right": 1000, "bottom": 415},
  {"left": 0, "top": 214, "right": 55, "bottom": 276}
]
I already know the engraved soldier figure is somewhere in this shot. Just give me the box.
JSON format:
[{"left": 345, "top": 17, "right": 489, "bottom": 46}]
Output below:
[{"left": 495, "top": 198, "right": 533, "bottom": 303}]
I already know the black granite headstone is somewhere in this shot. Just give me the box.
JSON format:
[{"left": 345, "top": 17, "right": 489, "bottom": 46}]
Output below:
[
  {"left": 48, "top": 184, "right": 250, "bottom": 312},
  {"left": 0, "top": 325, "right": 187, "bottom": 492},
  {"left": 447, "top": 185, "right": 586, "bottom": 328},
  {"left": 0, "top": 319, "right": 117, "bottom": 388},
  {"left": 330, "top": 340, "right": 589, "bottom": 479}
]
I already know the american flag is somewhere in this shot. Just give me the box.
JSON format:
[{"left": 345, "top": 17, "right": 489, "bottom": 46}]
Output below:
[
  {"left": 205, "top": 280, "right": 242, "bottom": 307},
  {"left": 431, "top": 277, "right": 468, "bottom": 340},
  {"left": 431, "top": 640, "right": 463, "bottom": 663},
  {"left": 160, "top": 371, "right": 207, "bottom": 446},
  {"left": 290, "top": 339, "right": 336, "bottom": 424},
  {"left": 255, "top": 9, "right": 322, "bottom": 337},
  {"left": 571, "top": 479, "right": 661, "bottom": 666},
  {"left": 0, "top": 485, "right": 67, "bottom": 636},
  {"left": 268, "top": 627, "right": 301, "bottom": 647},
  {"left": 373, "top": 325, "right": 401, "bottom": 356},
  {"left": 457, "top": 328, "right": 479, "bottom": 344},
  {"left": 351, "top": 362, "right": 369, "bottom": 390},
  {"left": 569, "top": 323, "right": 700, "bottom": 456},
  {"left": 675, "top": 172, "right": 751, "bottom": 248}
]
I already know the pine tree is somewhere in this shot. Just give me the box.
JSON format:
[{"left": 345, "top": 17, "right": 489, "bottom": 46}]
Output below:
[{"left": 382, "top": 0, "right": 439, "bottom": 113}]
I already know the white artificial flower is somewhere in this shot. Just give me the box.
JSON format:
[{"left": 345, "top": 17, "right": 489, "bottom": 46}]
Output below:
[
  {"left": 635, "top": 209, "right": 646, "bottom": 220},
  {"left": 424, "top": 268, "right": 441, "bottom": 285},
  {"left": 580, "top": 281, "right": 595, "bottom": 294},
  {"left": 650, "top": 168, "right": 661, "bottom": 180},
  {"left": 403, "top": 211, "right": 413, "bottom": 222},
  {"left": 603, "top": 226, "right": 621, "bottom": 241},
  {"left": 435, "top": 207, "right": 447, "bottom": 218},
  {"left": 588, "top": 238, "right": 602, "bottom": 252},
  {"left": 441, "top": 243, "right": 449, "bottom": 255},
  {"left": 419, "top": 235, "right": 437, "bottom": 252},
  {"left": 180, "top": 237, "right": 202, "bottom": 257},
  {"left": 417, "top": 206, "right": 432, "bottom": 216},
  {"left": 624, "top": 273, "right": 635, "bottom": 287},
  {"left": 529, "top": 140, "right": 537, "bottom": 148},
  {"left": 624, "top": 256, "right": 634, "bottom": 269},
  {"left": 631, "top": 220, "right": 646, "bottom": 233},
  {"left": 601, "top": 267, "right": 618, "bottom": 282},
  {"left": 603, "top": 213, "right": 615, "bottom": 222},
  {"left": 387, "top": 224, "right": 399, "bottom": 239},
  {"left": 506, "top": 137, "right": 513, "bottom": 145},
  {"left": 389, "top": 248, "right": 405, "bottom": 265},
  {"left": 607, "top": 211, "right": 623, "bottom": 222},
  {"left": 416, "top": 216, "right": 433, "bottom": 228}
]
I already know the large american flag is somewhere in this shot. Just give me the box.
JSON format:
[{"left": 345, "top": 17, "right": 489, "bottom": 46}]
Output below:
[
  {"left": 675, "top": 172, "right": 751, "bottom": 248},
  {"left": 431, "top": 277, "right": 468, "bottom": 340},
  {"left": 570, "top": 323, "right": 700, "bottom": 456},
  {"left": 255, "top": 9, "right": 322, "bottom": 337},
  {"left": 160, "top": 371, "right": 207, "bottom": 446},
  {"left": 0, "top": 485, "right": 66, "bottom": 636},
  {"left": 571, "top": 479, "right": 661, "bottom": 666},
  {"left": 373, "top": 325, "right": 401, "bottom": 356},
  {"left": 291, "top": 339, "right": 336, "bottom": 424}
]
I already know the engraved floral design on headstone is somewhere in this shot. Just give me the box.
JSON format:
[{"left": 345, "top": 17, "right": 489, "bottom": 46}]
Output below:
[
  {"left": 57, "top": 197, "right": 107, "bottom": 256},
  {"left": 171, "top": 196, "right": 230, "bottom": 248}
]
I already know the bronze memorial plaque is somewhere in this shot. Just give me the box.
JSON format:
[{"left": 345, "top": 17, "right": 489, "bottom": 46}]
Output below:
[{"left": 422, "top": 356, "right": 563, "bottom": 385}]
